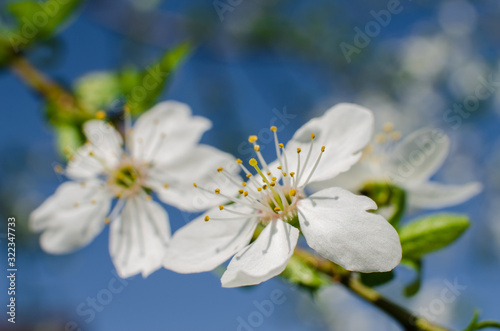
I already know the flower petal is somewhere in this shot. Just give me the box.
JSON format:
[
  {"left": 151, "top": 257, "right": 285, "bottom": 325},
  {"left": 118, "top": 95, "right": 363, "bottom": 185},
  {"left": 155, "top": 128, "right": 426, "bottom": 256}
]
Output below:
[
  {"left": 309, "top": 161, "right": 376, "bottom": 193},
  {"left": 285, "top": 103, "right": 374, "bottom": 186},
  {"left": 164, "top": 205, "right": 259, "bottom": 274},
  {"left": 131, "top": 101, "right": 211, "bottom": 164},
  {"left": 146, "top": 144, "right": 242, "bottom": 211},
  {"left": 385, "top": 128, "right": 450, "bottom": 186},
  {"left": 30, "top": 180, "right": 112, "bottom": 254},
  {"left": 298, "top": 187, "right": 402, "bottom": 272},
  {"left": 221, "top": 220, "right": 299, "bottom": 288},
  {"left": 110, "top": 195, "right": 171, "bottom": 278},
  {"left": 407, "top": 181, "right": 482, "bottom": 209}
]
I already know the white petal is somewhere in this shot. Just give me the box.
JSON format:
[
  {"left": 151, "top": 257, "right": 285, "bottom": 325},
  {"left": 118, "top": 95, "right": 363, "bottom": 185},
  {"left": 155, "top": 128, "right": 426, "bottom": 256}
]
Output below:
[
  {"left": 221, "top": 220, "right": 299, "bottom": 288},
  {"left": 385, "top": 128, "right": 450, "bottom": 186},
  {"left": 110, "top": 195, "right": 171, "bottom": 278},
  {"left": 407, "top": 181, "right": 482, "bottom": 209},
  {"left": 84, "top": 120, "right": 122, "bottom": 167},
  {"left": 298, "top": 187, "right": 402, "bottom": 272},
  {"left": 146, "top": 144, "right": 242, "bottom": 211},
  {"left": 285, "top": 103, "right": 374, "bottom": 186},
  {"left": 30, "top": 180, "right": 112, "bottom": 254},
  {"left": 309, "top": 161, "right": 376, "bottom": 193},
  {"left": 66, "top": 143, "right": 107, "bottom": 180},
  {"left": 131, "top": 101, "right": 211, "bottom": 164},
  {"left": 164, "top": 205, "right": 259, "bottom": 273}
]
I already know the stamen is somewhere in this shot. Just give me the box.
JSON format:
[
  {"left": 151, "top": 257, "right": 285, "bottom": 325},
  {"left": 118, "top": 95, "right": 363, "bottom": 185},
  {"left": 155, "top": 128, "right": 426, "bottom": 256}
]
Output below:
[
  {"left": 95, "top": 110, "right": 106, "bottom": 120},
  {"left": 248, "top": 135, "right": 258, "bottom": 143},
  {"left": 219, "top": 205, "right": 224, "bottom": 210},
  {"left": 204, "top": 216, "right": 210, "bottom": 222},
  {"left": 383, "top": 122, "right": 394, "bottom": 133},
  {"left": 301, "top": 146, "right": 326, "bottom": 188},
  {"left": 289, "top": 189, "right": 296, "bottom": 197}
]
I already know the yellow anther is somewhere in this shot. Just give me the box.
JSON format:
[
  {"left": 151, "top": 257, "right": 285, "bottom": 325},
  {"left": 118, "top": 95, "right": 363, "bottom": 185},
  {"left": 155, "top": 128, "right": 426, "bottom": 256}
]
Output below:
[
  {"left": 153, "top": 118, "right": 160, "bottom": 125},
  {"left": 263, "top": 184, "right": 268, "bottom": 190},
  {"left": 290, "top": 172, "right": 295, "bottom": 177},
  {"left": 271, "top": 177, "right": 277, "bottom": 181},
  {"left": 274, "top": 207, "right": 281, "bottom": 212},
  {"left": 239, "top": 189, "right": 244, "bottom": 194},
  {"left": 289, "top": 189, "right": 297, "bottom": 197},
  {"left": 163, "top": 184, "right": 169, "bottom": 189},
  {"left": 321, "top": 146, "right": 325, "bottom": 152},
  {"left": 267, "top": 172, "right": 271, "bottom": 175},
  {"left": 116, "top": 193, "right": 122, "bottom": 198},
  {"left": 80, "top": 182, "right": 86, "bottom": 187},
  {"left": 95, "top": 110, "right": 106, "bottom": 120},
  {"left": 124, "top": 104, "right": 131, "bottom": 112},
  {"left": 215, "top": 188, "right": 221, "bottom": 194},
  {"left": 236, "top": 159, "right": 243, "bottom": 164},
  {"left": 279, "top": 143, "right": 284, "bottom": 149},
  {"left": 217, "top": 167, "right": 224, "bottom": 173},
  {"left": 257, "top": 187, "right": 262, "bottom": 191},
  {"left": 219, "top": 205, "right": 224, "bottom": 210},
  {"left": 73, "top": 202, "right": 79, "bottom": 207},
  {"left": 246, "top": 173, "right": 252, "bottom": 178},
  {"left": 270, "top": 126, "right": 277, "bottom": 132},
  {"left": 297, "top": 148, "right": 302, "bottom": 154},
  {"left": 193, "top": 183, "right": 198, "bottom": 188},
  {"left": 105, "top": 217, "right": 110, "bottom": 224},
  {"left": 270, "top": 182, "right": 276, "bottom": 187},
  {"left": 375, "top": 133, "right": 387, "bottom": 143},
  {"left": 242, "top": 182, "right": 247, "bottom": 187},
  {"left": 248, "top": 135, "right": 258, "bottom": 143},
  {"left": 254, "top": 145, "right": 260, "bottom": 152},
  {"left": 277, "top": 166, "right": 282, "bottom": 169},
  {"left": 54, "top": 165, "right": 63, "bottom": 173},
  {"left": 89, "top": 151, "right": 94, "bottom": 156},
  {"left": 282, "top": 172, "right": 287, "bottom": 176},
  {"left": 311, "top": 133, "right": 316, "bottom": 140},
  {"left": 244, "top": 191, "right": 249, "bottom": 197},
  {"left": 249, "top": 158, "right": 258, "bottom": 166},
  {"left": 383, "top": 122, "right": 394, "bottom": 133},
  {"left": 91, "top": 199, "right": 97, "bottom": 204},
  {"left": 146, "top": 195, "right": 152, "bottom": 201},
  {"left": 391, "top": 131, "right": 402, "bottom": 141},
  {"left": 204, "top": 216, "right": 210, "bottom": 222},
  {"left": 63, "top": 147, "right": 72, "bottom": 155}
]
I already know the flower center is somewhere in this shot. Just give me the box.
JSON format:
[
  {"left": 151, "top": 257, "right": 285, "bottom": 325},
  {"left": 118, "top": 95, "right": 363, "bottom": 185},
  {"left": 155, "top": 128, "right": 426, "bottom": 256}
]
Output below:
[
  {"left": 362, "top": 122, "right": 402, "bottom": 168},
  {"left": 108, "top": 158, "right": 147, "bottom": 198},
  {"left": 196, "top": 126, "right": 324, "bottom": 227}
]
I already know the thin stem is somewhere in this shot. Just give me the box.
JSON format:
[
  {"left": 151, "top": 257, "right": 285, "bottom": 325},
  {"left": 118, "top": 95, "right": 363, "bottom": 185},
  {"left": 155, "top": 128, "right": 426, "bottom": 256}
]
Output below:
[
  {"left": 9, "top": 56, "right": 91, "bottom": 118},
  {"left": 293, "top": 248, "right": 450, "bottom": 331}
]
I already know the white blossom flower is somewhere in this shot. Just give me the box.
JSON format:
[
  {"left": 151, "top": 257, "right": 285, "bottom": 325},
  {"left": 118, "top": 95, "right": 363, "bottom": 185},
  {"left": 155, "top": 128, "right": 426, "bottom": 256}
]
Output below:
[
  {"left": 164, "top": 103, "right": 402, "bottom": 288},
  {"left": 30, "top": 101, "right": 237, "bottom": 278},
  {"left": 313, "top": 125, "right": 482, "bottom": 209}
]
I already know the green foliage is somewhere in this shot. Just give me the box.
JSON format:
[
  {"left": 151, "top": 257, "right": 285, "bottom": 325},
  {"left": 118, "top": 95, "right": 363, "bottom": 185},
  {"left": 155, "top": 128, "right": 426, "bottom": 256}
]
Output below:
[
  {"left": 360, "top": 182, "right": 406, "bottom": 227},
  {"left": 281, "top": 255, "right": 331, "bottom": 292},
  {"left": 399, "top": 214, "right": 470, "bottom": 260},
  {"left": 74, "top": 72, "right": 122, "bottom": 111},
  {"left": 121, "top": 42, "right": 191, "bottom": 115},
  {"left": 401, "top": 259, "right": 422, "bottom": 297},
  {"left": 463, "top": 312, "right": 500, "bottom": 331},
  {"left": 359, "top": 271, "right": 394, "bottom": 287}
]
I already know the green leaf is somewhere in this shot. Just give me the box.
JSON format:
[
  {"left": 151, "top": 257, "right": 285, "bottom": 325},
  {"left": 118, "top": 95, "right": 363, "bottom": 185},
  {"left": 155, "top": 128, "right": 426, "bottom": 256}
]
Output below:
[
  {"left": 360, "top": 271, "right": 394, "bottom": 287},
  {"left": 463, "top": 311, "right": 500, "bottom": 331},
  {"left": 74, "top": 71, "right": 122, "bottom": 112},
  {"left": 54, "top": 123, "right": 84, "bottom": 157},
  {"left": 122, "top": 42, "right": 191, "bottom": 115},
  {"left": 6, "top": 0, "right": 82, "bottom": 53},
  {"left": 399, "top": 214, "right": 470, "bottom": 260},
  {"left": 401, "top": 259, "right": 422, "bottom": 297},
  {"left": 360, "top": 182, "right": 406, "bottom": 227},
  {"left": 281, "top": 255, "right": 331, "bottom": 292}
]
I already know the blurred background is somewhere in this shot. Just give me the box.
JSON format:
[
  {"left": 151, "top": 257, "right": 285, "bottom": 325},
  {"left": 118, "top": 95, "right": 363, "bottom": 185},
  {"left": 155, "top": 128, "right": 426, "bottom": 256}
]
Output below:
[{"left": 0, "top": 0, "right": 499, "bottom": 330}]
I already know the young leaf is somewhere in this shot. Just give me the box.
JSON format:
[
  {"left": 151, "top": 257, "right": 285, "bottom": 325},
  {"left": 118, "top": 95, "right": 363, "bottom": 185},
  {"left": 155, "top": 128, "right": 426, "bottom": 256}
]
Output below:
[
  {"left": 463, "top": 311, "right": 500, "bottom": 331},
  {"left": 399, "top": 214, "right": 470, "bottom": 260},
  {"left": 8, "top": 0, "right": 82, "bottom": 47},
  {"left": 401, "top": 259, "right": 422, "bottom": 297},
  {"left": 123, "top": 42, "right": 191, "bottom": 116},
  {"left": 359, "top": 271, "right": 394, "bottom": 287},
  {"left": 281, "top": 255, "right": 331, "bottom": 292}
]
